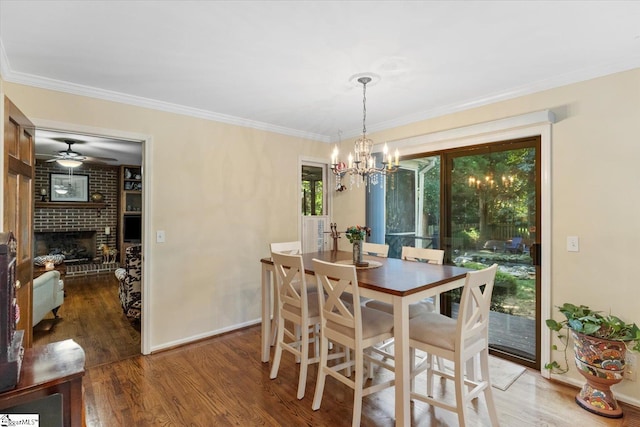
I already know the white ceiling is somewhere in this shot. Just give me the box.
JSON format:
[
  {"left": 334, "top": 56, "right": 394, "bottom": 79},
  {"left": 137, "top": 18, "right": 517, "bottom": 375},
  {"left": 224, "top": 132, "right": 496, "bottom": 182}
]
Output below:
[{"left": 1, "top": 1, "right": 640, "bottom": 161}]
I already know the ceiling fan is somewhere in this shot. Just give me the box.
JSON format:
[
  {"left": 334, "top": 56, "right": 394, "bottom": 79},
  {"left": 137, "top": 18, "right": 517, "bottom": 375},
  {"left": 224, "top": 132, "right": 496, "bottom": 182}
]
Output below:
[{"left": 38, "top": 139, "right": 117, "bottom": 166}]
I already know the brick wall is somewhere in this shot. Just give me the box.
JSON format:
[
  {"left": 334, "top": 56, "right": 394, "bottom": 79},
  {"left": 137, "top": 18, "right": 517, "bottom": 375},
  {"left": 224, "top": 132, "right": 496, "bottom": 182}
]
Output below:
[{"left": 34, "top": 161, "right": 119, "bottom": 254}]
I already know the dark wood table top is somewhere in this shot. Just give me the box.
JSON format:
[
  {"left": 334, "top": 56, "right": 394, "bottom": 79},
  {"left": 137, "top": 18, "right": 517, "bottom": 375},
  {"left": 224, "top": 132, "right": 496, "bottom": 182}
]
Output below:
[
  {"left": 15, "top": 339, "right": 84, "bottom": 394},
  {"left": 261, "top": 250, "right": 469, "bottom": 297},
  {"left": 33, "top": 262, "right": 66, "bottom": 279}
]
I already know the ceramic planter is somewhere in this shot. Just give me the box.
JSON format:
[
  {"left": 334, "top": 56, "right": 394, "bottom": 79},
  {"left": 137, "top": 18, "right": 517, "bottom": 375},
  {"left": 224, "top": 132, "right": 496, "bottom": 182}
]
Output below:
[{"left": 571, "top": 330, "right": 627, "bottom": 418}]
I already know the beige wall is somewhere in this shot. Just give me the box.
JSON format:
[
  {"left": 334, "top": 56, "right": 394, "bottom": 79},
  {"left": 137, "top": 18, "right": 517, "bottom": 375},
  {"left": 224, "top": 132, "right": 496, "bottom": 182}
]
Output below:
[{"left": 2, "top": 68, "right": 640, "bottom": 403}]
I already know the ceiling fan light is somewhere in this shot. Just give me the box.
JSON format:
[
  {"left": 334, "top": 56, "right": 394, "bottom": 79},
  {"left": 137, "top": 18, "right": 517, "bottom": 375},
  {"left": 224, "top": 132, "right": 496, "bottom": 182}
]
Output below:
[{"left": 56, "top": 159, "right": 82, "bottom": 168}]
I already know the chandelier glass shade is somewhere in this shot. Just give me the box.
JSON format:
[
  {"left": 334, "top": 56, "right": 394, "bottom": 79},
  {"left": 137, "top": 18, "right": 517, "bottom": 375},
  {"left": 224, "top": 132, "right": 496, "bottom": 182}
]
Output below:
[{"left": 331, "top": 76, "right": 399, "bottom": 189}]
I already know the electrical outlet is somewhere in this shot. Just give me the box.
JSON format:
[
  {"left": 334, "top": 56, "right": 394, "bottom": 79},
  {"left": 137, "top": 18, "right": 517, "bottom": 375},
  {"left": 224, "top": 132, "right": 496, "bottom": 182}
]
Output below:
[
  {"left": 626, "top": 352, "right": 637, "bottom": 381},
  {"left": 567, "top": 236, "right": 579, "bottom": 252},
  {"left": 156, "top": 230, "right": 165, "bottom": 243}
]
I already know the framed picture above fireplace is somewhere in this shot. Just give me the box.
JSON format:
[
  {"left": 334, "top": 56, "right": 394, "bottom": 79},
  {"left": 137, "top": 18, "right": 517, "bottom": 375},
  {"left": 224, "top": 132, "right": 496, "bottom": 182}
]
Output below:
[{"left": 50, "top": 173, "right": 89, "bottom": 202}]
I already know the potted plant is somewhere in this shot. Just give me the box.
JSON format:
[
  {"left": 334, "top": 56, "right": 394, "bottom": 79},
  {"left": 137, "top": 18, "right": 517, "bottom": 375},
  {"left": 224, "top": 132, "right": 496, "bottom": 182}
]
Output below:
[{"left": 546, "top": 303, "right": 640, "bottom": 418}]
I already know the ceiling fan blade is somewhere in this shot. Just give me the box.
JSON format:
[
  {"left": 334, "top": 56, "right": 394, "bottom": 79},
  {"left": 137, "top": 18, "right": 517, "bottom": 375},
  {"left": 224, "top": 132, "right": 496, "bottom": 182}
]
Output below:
[{"left": 85, "top": 155, "right": 118, "bottom": 162}]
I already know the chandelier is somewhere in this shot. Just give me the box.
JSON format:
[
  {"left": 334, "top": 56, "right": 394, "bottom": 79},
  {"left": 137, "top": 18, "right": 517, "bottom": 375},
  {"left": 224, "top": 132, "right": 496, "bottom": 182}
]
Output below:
[{"left": 331, "top": 76, "right": 399, "bottom": 189}]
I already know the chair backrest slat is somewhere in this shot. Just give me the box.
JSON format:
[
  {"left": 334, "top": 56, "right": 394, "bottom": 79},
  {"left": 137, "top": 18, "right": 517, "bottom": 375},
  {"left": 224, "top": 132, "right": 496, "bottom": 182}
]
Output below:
[
  {"left": 362, "top": 242, "right": 389, "bottom": 258},
  {"left": 271, "top": 251, "right": 308, "bottom": 317},
  {"left": 270, "top": 241, "right": 302, "bottom": 255},
  {"left": 401, "top": 246, "right": 444, "bottom": 265},
  {"left": 312, "top": 259, "right": 361, "bottom": 341},
  {"left": 457, "top": 264, "right": 498, "bottom": 346}
]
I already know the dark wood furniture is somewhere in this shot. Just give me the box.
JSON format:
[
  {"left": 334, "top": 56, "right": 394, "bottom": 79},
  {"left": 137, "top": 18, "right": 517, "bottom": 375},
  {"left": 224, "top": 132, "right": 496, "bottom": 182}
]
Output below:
[
  {"left": 0, "top": 232, "right": 22, "bottom": 392},
  {"left": 33, "top": 262, "right": 67, "bottom": 280},
  {"left": 0, "top": 339, "right": 85, "bottom": 427},
  {"left": 261, "top": 250, "right": 470, "bottom": 426}
]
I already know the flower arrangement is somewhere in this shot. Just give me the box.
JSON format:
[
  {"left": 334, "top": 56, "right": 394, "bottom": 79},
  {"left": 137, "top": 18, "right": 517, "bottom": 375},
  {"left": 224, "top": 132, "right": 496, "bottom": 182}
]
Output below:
[{"left": 345, "top": 226, "right": 371, "bottom": 243}]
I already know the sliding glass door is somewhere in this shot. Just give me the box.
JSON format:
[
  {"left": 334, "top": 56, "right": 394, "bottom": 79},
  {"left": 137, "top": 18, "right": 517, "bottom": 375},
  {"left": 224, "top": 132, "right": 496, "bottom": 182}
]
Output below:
[{"left": 378, "top": 137, "right": 540, "bottom": 368}]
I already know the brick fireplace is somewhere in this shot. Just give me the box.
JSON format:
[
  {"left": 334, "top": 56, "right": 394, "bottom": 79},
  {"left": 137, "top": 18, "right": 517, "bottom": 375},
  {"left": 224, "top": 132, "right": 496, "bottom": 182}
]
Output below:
[{"left": 34, "top": 161, "right": 119, "bottom": 275}]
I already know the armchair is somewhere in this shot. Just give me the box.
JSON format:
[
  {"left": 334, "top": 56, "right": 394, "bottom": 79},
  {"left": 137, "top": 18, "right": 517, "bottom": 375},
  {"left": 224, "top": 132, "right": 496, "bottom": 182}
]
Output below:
[
  {"left": 114, "top": 244, "right": 142, "bottom": 321},
  {"left": 33, "top": 270, "right": 64, "bottom": 327}
]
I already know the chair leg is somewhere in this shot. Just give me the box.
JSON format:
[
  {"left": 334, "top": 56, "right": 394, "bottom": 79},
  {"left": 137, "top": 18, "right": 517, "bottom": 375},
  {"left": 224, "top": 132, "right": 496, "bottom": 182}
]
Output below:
[
  {"left": 270, "top": 317, "right": 278, "bottom": 346},
  {"left": 297, "top": 325, "right": 310, "bottom": 399},
  {"left": 454, "top": 360, "right": 468, "bottom": 427},
  {"left": 410, "top": 347, "right": 416, "bottom": 392},
  {"left": 366, "top": 348, "right": 374, "bottom": 379},
  {"left": 314, "top": 324, "right": 320, "bottom": 360},
  {"left": 312, "top": 336, "right": 329, "bottom": 411},
  {"left": 269, "top": 315, "right": 286, "bottom": 380},
  {"left": 295, "top": 324, "right": 302, "bottom": 363},
  {"left": 352, "top": 347, "right": 364, "bottom": 427},
  {"left": 426, "top": 354, "right": 434, "bottom": 397},
  {"left": 480, "top": 349, "right": 500, "bottom": 426}
]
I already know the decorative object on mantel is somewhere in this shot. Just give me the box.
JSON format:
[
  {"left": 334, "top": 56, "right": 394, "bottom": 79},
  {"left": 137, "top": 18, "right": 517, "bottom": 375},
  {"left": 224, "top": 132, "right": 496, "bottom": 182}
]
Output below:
[
  {"left": 345, "top": 225, "right": 371, "bottom": 267},
  {"left": 331, "top": 75, "right": 399, "bottom": 189},
  {"left": 90, "top": 192, "right": 104, "bottom": 203},
  {"left": 546, "top": 303, "right": 640, "bottom": 418}
]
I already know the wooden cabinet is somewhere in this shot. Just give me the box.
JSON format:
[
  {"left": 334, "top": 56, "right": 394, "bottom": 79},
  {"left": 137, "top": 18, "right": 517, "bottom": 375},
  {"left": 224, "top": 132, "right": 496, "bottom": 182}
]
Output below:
[
  {"left": 118, "top": 165, "right": 142, "bottom": 263},
  {"left": 0, "top": 339, "right": 85, "bottom": 427}
]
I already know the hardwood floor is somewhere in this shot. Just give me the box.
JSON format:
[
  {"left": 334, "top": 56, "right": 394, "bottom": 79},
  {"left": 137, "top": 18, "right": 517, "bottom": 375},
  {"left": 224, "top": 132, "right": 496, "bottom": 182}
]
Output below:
[
  {"left": 32, "top": 272, "right": 140, "bottom": 368},
  {"left": 32, "top": 274, "right": 640, "bottom": 425},
  {"left": 82, "top": 325, "right": 640, "bottom": 426}
]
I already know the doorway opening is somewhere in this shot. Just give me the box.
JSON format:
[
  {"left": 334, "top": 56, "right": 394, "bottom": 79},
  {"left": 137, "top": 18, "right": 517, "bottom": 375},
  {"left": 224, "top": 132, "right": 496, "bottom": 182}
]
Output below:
[
  {"left": 32, "top": 126, "right": 147, "bottom": 365},
  {"left": 300, "top": 160, "right": 331, "bottom": 253}
]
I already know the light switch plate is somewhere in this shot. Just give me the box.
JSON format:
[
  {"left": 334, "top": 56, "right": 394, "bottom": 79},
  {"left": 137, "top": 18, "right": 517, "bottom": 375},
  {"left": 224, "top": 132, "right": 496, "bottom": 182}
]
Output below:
[
  {"left": 156, "top": 230, "right": 165, "bottom": 243},
  {"left": 567, "top": 236, "right": 579, "bottom": 252}
]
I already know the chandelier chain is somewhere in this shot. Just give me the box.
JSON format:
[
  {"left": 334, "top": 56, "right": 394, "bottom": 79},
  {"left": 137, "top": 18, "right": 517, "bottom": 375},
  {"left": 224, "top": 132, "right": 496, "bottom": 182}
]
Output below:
[{"left": 362, "top": 80, "right": 367, "bottom": 136}]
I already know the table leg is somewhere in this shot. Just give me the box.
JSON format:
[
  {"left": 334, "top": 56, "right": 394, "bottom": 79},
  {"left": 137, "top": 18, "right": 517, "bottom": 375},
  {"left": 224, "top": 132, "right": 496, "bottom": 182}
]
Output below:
[
  {"left": 261, "top": 263, "right": 272, "bottom": 363},
  {"left": 393, "top": 296, "right": 411, "bottom": 427}
]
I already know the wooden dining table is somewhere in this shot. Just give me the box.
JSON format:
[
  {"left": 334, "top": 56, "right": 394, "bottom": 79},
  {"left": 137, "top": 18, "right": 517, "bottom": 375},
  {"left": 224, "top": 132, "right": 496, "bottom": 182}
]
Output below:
[{"left": 260, "top": 250, "right": 469, "bottom": 427}]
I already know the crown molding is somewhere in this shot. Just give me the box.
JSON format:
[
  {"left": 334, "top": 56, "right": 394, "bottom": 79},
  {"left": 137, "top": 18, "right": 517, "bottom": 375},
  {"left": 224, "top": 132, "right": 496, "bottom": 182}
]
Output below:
[
  {"left": 6, "top": 70, "right": 330, "bottom": 143},
  {"left": 362, "top": 58, "right": 640, "bottom": 137},
  {"left": 0, "top": 42, "right": 330, "bottom": 144}
]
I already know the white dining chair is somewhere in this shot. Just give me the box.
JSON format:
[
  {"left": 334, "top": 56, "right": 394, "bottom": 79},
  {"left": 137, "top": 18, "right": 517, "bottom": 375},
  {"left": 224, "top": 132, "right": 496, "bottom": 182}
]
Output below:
[
  {"left": 409, "top": 263, "right": 499, "bottom": 427},
  {"left": 340, "top": 242, "right": 389, "bottom": 308},
  {"left": 365, "top": 246, "right": 445, "bottom": 317},
  {"left": 362, "top": 241, "right": 389, "bottom": 257},
  {"left": 270, "top": 240, "right": 302, "bottom": 255},
  {"left": 401, "top": 246, "right": 444, "bottom": 264},
  {"left": 269, "top": 251, "right": 320, "bottom": 399},
  {"left": 311, "top": 258, "right": 395, "bottom": 427},
  {"left": 268, "top": 241, "right": 310, "bottom": 346},
  {"left": 365, "top": 246, "right": 446, "bottom": 367}
]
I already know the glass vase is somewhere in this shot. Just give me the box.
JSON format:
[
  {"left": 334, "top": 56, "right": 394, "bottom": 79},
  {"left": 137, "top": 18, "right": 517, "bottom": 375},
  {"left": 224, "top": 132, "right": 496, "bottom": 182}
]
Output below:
[{"left": 352, "top": 240, "right": 366, "bottom": 267}]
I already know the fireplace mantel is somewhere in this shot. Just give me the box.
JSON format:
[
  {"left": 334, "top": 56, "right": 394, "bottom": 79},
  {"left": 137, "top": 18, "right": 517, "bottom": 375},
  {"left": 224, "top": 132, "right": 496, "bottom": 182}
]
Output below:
[{"left": 35, "top": 201, "right": 107, "bottom": 215}]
